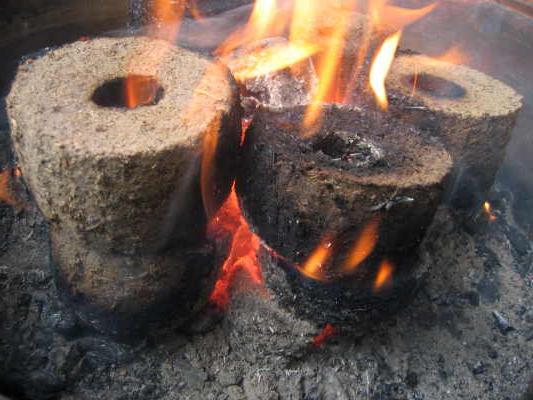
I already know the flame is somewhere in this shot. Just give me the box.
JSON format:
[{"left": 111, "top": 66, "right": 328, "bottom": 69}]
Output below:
[
  {"left": 200, "top": 117, "right": 221, "bottom": 219},
  {"left": 369, "top": 30, "right": 402, "bottom": 110},
  {"left": 483, "top": 201, "right": 497, "bottom": 222},
  {"left": 433, "top": 45, "right": 469, "bottom": 65},
  {"left": 374, "top": 259, "right": 394, "bottom": 291},
  {"left": 0, "top": 167, "right": 23, "bottom": 209},
  {"left": 208, "top": 184, "right": 263, "bottom": 308},
  {"left": 313, "top": 323, "right": 336, "bottom": 347},
  {"left": 227, "top": 41, "right": 318, "bottom": 82},
  {"left": 125, "top": 0, "right": 187, "bottom": 108},
  {"left": 341, "top": 216, "right": 381, "bottom": 273},
  {"left": 298, "top": 236, "right": 333, "bottom": 281},
  {"left": 302, "top": 0, "right": 357, "bottom": 133},
  {"left": 207, "top": 119, "right": 263, "bottom": 309},
  {"left": 216, "top": 0, "right": 285, "bottom": 57}
]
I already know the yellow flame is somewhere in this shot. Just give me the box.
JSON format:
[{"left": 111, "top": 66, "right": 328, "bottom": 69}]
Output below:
[
  {"left": 369, "top": 30, "right": 402, "bottom": 110},
  {"left": 302, "top": 0, "right": 357, "bottom": 134},
  {"left": 228, "top": 42, "right": 319, "bottom": 82}
]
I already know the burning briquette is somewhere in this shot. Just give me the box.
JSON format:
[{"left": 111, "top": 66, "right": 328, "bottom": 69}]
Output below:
[
  {"left": 236, "top": 104, "right": 452, "bottom": 329},
  {"left": 7, "top": 36, "right": 241, "bottom": 328}
]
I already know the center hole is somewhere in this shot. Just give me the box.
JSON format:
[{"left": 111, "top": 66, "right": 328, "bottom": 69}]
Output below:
[
  {"left": 92, "top": 75, "right": 164, "bottom": 109},
  {"left": 405, "top": 73, "right": 466, "bottom": 99}
]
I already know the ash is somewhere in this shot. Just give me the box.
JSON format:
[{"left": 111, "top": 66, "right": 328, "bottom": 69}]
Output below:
[
  {"left": 0, "top": 174, "right": 531, "bottom": 400},
  {"left": 311, "top": 130, "right": 385, "bottom": 169}
]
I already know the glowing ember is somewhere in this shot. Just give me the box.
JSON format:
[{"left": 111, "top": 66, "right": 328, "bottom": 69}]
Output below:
[
  {"left": 313, "top": 323, "right": 336, "bottom": 347},
  {"left": 208, "top": 185, "right": 263, "bottom": 308},
  {"left": 341, "top": 216, "right": 381, "bottom": 273},
  {"left": 298, "top": 236, "right": 333, "bottom": 281},
  {"left": 483, "top": 201, "right": 497, "bottom": 222},
  {"left": 369, "top": 30, "right": 402, "bottom": 110},
  {"left": 374, "top": 259, "right": 394, "bottom": 291}
]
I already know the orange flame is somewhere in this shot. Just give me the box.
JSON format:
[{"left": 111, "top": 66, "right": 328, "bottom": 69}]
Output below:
[
  {"left": 227, "top": 41, "right": 318, "bottom": 82},
  {"left": 200, "top": 117, "right": 221, "bottom": 219},
  {"left": 483, "top": 201, "right": 497, "bottom": 222},
  {"left": 341, "top": 216, "right": 381, "bottom": 273},
  {"left": 374, "top": 259, "right": 394, "bottom": 291},
  {"left": 216, "top": 0, "right": 285, "bottom": 57},
  {"left": 298, "top": 235, "right": 334, "bottom": 281},
  {"left": 302, "top": 0, "right": 357, "bottom": 133},
  {"left": 0, "top": 167, "right": 23, "bottom": 209},
  {"left": 433, "top": 45, "right": 469, "bottom": 65},
  {"left": 125, "top": 0, "right": 187, "bottom": 108},
  {"left": 208, "top": 184, "right": 263, "bottom": 308},
  {"left": 313, "top": 323, "right": 336, "bottom": 347},
  {"left": 369, "top": 30, "right": 402, "bottom": 110}
]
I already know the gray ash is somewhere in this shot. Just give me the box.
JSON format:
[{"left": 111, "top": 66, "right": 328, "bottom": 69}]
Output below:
[{"left": 311, "top": 129, "right": 385, "bottom": 169}]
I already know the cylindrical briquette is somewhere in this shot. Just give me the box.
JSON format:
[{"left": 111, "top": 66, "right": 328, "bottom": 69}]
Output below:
[
  {"left": 7, "top": 36, "right": 242, "bottom": 320},
  {"left": 387, "top": 54, "right": 522, "bottom": 207}
]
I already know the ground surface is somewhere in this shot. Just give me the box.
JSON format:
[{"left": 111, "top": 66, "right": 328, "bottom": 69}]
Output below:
[{"left": 0, "top": 168, "right": 532, "bottom": 400}]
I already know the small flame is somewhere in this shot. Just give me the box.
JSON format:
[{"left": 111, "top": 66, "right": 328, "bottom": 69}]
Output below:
[
  {"left": 125, "top": 0, "right": 187, "bottom": 108},
  {"left": 208, "top": 184, "right": 263, "bottom": 308},
  {"left": 433, "top": 45, "right": 469, "bottom": 65},
  {"left": 0, "top": 167, "right": 24, "bottom": 209},
  {"left": 298, "top": 236, "right": 334, "bottom": 281},
  {"left": 124, "top": 75, "right": 159, "bottom": 109},
  {"left": 341, "top": 216, "right": 381, "bottom": 273},
  {"left": 200, "top": 117, "right": 221, "bottom": 219},
  {"left": 369, "top": 30, "right": 402, "bottom": 110},
  {"left": 216, "top": 0, "right": 285, "bottom": 56},
  {"left": 313, "top": 323, "right": 336, "bottom": 347},
  {"left": 374, "top": 259, "right": 394, "bottom": 291},
  {"left": 483, "top": 201, "right": 497, "bottom": 222}
]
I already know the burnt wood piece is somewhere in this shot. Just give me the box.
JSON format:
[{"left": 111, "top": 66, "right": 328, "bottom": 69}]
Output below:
[
  {"left": 7, "top": 37, "right": 241, "bottom": 318},
  {"left": 238, "top": 104, "right": 451, "bottom": 289},
  {"left": 387, "top": 54, "right": 523, "bottom": 209}
]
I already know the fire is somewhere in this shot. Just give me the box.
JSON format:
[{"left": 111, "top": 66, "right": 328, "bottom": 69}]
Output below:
[
  {"left": 299, "top": 217, "right": 381, "bottom": 282},
  {"left": 298, "top": 236, "right": 334, "bottom": 281},
  {"left": 227, "top": 41, "right": 318, "bottom": 82},
  {"left": 125, "top": 0, "right": 187, "bottom": 108},
  {"left": 208, "top": 184, "right": 263, "bottom": 308},
  {"left": 374, "top": 259, "right": 394, "bottom": 291},
  {"left": 369, "top": 30, "right": 402, "bottom": 110},
  {"left": 313, "top": 323, "right": 336, "bottom": 347},
  {"left": 483, "top": 201, "right": 497, "bottom": 222},
  {"left": 0, "top": 167, "right": 23, "bottom": 209},
  {"left": 200, "top": 116, "right": 221, "bottom": 219},
  {"left": 302, "top": 0, "right": 357, "bottom": 132},
  {"left": 341, "top": 216, "right": 381, "bottom": 273}
]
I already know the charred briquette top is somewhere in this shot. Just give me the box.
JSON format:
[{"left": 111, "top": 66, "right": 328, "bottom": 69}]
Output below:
[
  {"left": 7, "top": 37, "right": 242, "bottom": 254},
  {"left": 238, "top": 104, "right": 452, "bottom": 283}
]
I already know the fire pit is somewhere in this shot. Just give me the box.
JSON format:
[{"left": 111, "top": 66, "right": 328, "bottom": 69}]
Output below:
[{"left": 0, "top": 0, "right": 532, "bottom": 399}]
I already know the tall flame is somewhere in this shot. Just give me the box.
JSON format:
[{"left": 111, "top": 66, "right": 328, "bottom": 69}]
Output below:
[{"left": 369, "top": 30, "right": 402, "bottom": 110}]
